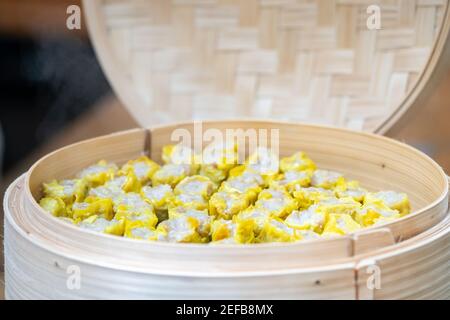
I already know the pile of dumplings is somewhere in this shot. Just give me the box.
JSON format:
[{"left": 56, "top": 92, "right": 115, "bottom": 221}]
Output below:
[{"left": 39, "top": 143, "right": 411, "bottom": 244}]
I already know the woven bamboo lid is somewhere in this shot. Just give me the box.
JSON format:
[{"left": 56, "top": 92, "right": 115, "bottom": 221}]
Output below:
[{"left": 83, "top": 0, "right": 450, "bottom": 133}]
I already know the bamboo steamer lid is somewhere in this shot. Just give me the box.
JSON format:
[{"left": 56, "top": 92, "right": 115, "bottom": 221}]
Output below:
[{"left": 83, "top": 0, "right": 450, "bottom": 133}]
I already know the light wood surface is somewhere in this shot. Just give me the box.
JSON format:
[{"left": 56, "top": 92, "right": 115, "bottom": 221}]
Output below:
[
  {"left": 83, "top": 0, "right": 450, "bottom": 133},
  {"left": 3, "top": 121, "right": 449, "bottom": 299}
]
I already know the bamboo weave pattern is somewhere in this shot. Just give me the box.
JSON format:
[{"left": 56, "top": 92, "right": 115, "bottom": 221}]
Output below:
[{"left": 97, "top": 0, "right": 447, "bottom": 131}]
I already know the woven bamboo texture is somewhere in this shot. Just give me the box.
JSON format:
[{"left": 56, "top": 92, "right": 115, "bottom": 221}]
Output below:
[{"left": 83, "top": 0, "right": 449, "bottom": 133}]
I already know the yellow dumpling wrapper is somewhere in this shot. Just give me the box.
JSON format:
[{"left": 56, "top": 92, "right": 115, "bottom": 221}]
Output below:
[
  {"left": 115, "top": 205, "right": 158, "bottom": 231},
  {"left": 43, "top": 179, "right": 87, "bottom": 206},
  {"left": 71, "top": 197, "right": 114, "bottom": 221},
  {"left": 355, "top": 200, "right": 401, "bottom": 227},
  {"left": 228, "top": 165, "right": 249, "bottom": 179},
  {"left": 209, "top": 191, "right": 250, "bottom": 220},
  {"left": 334, "top": 180, "right": 367, "bottom": 203},
  {"left": 293, "top": 187, "right": 335, "bottom": 209},
  {"left": 211, "top": 219, "right": 234, "bottom": 241},
  {"left": 77, "top": 160, "right": 118, "bottom": 187},
  {"left": 88, "top": 180, "right": 125, "bottom": 201},
  {"left": 124, "top": 225, "right": 159, "bottom": 240},
  {"left": 246, "top": 147, "right": 280, "bottom": 185},
  {"left": 104, "top": 218, "right": 126, "bottom": 236},
  {"left": 162, "top": 144, "right": 199, "bottom": 174},
  {"left": 201, "top": 141, "right": 238, "bottom": 170},
  {"left": 364, "top": 191, "right": 410, "bottom": 216},
  {"left": 316, "top": 197, "right": 361, "bottom": 216},
  {"left": 322, "top": 213, "right": 361, "bottom": 236},
  {"left": 107, "top": 172, "right": 142, "bottom": 193},
  {"left": 257, "top": 218, "right": 298, "bottom": 243},
  {"left": 79, "top": 215, "right": 125, "bottom": 236},
  {"left": 151, "top": 164, "right": 192, "bottom": 188},
  {"left": 225, "top": 166, "right": 264, "bottom": 200},
  {"left": 170, "top": 193, "right": 209, "bottom": 211},
  {"left": 168, "top": 207, "right": 212, "bottom": 237},
  {"left": 280, "top": 152, "right": 316, "bottom": 173},
  {"left": 174, "top": 175, "right": 216, "bottom": 199},
  {"left": 118, "top": 212, "right": 158, "bottom": 233},
  {"left": 40, "top": 197, "right": 67, "bottom": 217},
  {"left": 255, "top": 188, "right": 297, "bottom": 219},
  {"left": 120, "top": 156, "right": 160, "bottom": 184},
  {"left": 211, "top": 219, "right": 255, "bottom": 244},
  {"left": 227, "top": 165, "right": 264, "bottom": 185},
  {"left": 236, "top": 206, "right": 271, "bottom": 235},
  {"left": 198, "top": 165, "right": 229, "bottom": 185},
  {"left": 112, "top": 192, "right": 152, "bottom": 210},
  {"left": 114, "top": 192, "right": 157, "bottom": 228},
  {"left": 220, "top": 177, "right": 262, "bottom": 204},
  {"left": 162, "top": 144, "right": 195, "bottom": 164},
  {"left": 284, "top": 205, "right": 327, "bottom": 233},
  {"left": 157, "top": 216, "right": 204, "bottom": 243},
  {"left": 141, "top": 184, "right": 174, "bottom": 211},
  {"left": 198, "top": 142, "right": 238, "bottom": 183},
  {"left": 311, "top": 170, "right": 345, "bottom": 190},
  {"left": 295, "top": 230, "right": 321, "bottom": 241},
  {"left": 269, "top": 170, "right": 312, "bottom": 194}
]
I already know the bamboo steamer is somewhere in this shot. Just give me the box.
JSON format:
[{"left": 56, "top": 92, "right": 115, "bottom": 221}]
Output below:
[
  {"left": 3, "top": 0, "right": 450, "bottom": 299},
  {"left": 3, "top": 122, "right": 450, "bottom": 299}
]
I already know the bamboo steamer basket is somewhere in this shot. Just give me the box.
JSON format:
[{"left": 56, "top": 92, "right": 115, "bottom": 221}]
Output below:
[
  {"left": 4, "top": 122, "right": 450, "bottom": 299},
  {"left": 4, "top": 0, "right": 450, "bottom": 299}
]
